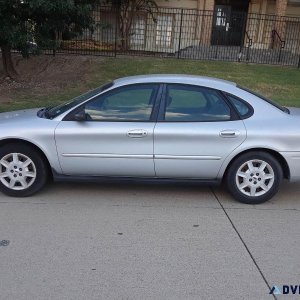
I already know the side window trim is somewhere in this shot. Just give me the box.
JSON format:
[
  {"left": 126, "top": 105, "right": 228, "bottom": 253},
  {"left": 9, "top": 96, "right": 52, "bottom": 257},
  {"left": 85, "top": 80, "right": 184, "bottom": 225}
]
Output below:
[
  {"left": 157, "top": 83, "right": 167, "bottom": 121},
  {"left": 157, "top": 83, "right": 239, "bottom": 122},
  {"left": 63, "top": 83, "right": 163, "bottom": 122}
]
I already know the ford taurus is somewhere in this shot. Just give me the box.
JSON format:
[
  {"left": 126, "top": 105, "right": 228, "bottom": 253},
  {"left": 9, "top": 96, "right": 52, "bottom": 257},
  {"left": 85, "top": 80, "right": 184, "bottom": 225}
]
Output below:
[{"left": 0, "top": 75, "right": 299, "bottom": 204}]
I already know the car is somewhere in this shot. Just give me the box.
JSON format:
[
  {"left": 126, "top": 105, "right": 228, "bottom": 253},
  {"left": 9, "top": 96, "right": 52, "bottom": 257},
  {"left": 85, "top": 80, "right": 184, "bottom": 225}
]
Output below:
[{"left": 0, "top": 74, "right": 299, "bottom": 204}]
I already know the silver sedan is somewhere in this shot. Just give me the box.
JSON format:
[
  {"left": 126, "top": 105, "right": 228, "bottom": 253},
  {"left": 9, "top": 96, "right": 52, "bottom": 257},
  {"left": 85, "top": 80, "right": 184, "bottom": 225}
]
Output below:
[{"left": 0, "top": 75, "right": 299, "bottom": 204}]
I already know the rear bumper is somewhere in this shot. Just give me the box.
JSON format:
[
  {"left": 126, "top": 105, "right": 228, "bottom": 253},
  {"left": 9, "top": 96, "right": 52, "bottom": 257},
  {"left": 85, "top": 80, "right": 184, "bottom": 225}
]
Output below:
[{"left": 280, "top": 151, "right": 300, "bottom": 182}]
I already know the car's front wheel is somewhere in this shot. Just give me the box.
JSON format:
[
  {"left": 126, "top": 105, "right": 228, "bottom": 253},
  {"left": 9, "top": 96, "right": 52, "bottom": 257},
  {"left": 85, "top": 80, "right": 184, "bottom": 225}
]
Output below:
[
  {"left": 226, "top": 151, "right": 283, "bottom": 204},
  {"left": 0, "top": 143, "right": 48, "bottom": 197}
]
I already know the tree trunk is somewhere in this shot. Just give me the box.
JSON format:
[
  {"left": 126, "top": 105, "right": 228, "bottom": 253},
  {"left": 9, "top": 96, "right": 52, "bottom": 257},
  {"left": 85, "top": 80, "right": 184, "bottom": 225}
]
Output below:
[
  {"left": 1, "top": 45, "right": 18, "bottom": 79},
  {"left": 120, "top": 11, "right": 132, "bottom": 51}
]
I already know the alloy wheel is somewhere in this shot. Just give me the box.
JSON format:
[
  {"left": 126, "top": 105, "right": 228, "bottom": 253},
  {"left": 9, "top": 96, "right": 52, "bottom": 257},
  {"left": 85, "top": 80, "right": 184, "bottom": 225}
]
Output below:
[
  {"left": 235, "top": 159, "right": 275, "bottom": 197},
  {"left": 0, "top": 153, "right": 37, "bottom": 190}
]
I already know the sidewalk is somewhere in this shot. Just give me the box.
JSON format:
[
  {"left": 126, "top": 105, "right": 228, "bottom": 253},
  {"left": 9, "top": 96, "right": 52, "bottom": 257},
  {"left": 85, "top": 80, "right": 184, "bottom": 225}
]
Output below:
[{"left": 0, "top": 181, "right": 299, "bottom": 299}]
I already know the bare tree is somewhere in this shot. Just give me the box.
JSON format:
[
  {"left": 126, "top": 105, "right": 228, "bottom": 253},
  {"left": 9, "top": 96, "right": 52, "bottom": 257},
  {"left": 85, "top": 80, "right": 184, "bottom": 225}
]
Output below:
[{"left": 110, "top": 0, "right": 158, "bottom": 50}]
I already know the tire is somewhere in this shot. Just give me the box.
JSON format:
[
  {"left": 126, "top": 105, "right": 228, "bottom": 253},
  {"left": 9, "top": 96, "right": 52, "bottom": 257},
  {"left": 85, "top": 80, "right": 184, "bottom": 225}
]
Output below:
[
  {"left": 225, "top": 151, "right": 283, "bottom": 204},
  {"left": 0, "top": 143, "right": 48, "bottom": 197}
]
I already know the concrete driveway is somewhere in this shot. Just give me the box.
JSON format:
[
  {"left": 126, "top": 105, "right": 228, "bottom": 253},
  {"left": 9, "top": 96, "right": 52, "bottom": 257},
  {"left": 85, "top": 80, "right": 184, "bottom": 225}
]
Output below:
[{"left": 0, "top": 181, "right": 300, "bottom": 300}]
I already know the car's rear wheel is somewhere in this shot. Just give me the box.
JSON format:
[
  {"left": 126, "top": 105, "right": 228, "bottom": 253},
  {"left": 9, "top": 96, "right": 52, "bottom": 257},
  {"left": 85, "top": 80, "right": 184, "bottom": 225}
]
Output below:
[
  {"left": 226, "top": 151, "right": 283, "bottom": 204},
  {"left": 0, "top": 144, "right": 48, "bottom": 197}
]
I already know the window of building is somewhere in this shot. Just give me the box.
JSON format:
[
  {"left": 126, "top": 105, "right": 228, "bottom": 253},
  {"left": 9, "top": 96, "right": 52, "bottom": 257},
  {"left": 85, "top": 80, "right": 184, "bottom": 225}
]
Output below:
[
  {"left": 130, "top": 15, "right": 147, "bottom": 46},
  {"left": 216, "top": 8, "right": 226, "bottom": 27},
  {"left": 156, "top": 14, "right": 174, "bottom": 48}
]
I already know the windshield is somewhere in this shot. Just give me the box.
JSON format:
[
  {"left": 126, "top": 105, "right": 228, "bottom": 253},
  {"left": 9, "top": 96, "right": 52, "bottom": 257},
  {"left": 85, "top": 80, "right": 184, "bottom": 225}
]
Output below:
[
  {"left": 238, "top": 85, "right": 290, "bottom": 114},
  {"left": 45, "top": 82, "right": 114, "bottom": 119}
]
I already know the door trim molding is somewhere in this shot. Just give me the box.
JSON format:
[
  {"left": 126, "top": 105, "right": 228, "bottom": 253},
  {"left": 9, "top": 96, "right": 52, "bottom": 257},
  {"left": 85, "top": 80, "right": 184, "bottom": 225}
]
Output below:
[
  {"left": 62, "top": 153, "right": 153, "bottom": 159},
  {"left": 154, "top": 155, "right": 221, "bottom": 160},
  {"left": 62, "top": 153, "right": 222, "bottom": 160}
]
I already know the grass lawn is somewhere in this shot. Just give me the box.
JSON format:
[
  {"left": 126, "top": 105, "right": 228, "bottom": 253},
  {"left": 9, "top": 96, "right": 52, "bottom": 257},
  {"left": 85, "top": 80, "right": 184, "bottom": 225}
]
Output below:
[{"left": 1, "top": 56, "right": 300, "bottom": 112}]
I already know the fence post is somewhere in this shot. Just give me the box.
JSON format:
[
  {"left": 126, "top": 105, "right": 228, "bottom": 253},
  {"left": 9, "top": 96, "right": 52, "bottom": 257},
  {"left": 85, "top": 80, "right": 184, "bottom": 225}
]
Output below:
[
  {"left": 52, "top": 38, "right": 56, "bottom": 57},
  {"left": 240, "top": 12, "right": 247, "bottom": 62},
  {"left": 214, "top": 31, "right": 220, "bottom": 59},
  {"left": 298, "top": 55, "right": 300, "bottom": 68},
  {"left": 177, "top": 9, "right": 184, "bottom": 59},
  {"left": 114, "top": 5, "right": 118, "bottom": 57}
]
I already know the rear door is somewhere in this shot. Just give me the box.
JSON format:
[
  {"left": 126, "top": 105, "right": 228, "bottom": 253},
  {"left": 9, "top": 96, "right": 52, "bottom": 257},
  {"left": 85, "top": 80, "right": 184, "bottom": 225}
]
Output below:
[{"left": 154, "top": 84, "right": 246, "bottom": 179}]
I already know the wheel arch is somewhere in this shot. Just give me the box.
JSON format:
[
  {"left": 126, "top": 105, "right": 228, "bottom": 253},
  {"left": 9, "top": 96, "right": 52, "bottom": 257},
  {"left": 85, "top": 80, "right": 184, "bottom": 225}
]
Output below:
[
  {"left": 223, "top": 148, "right": 290, "bottom": 181},
  {"left": 0, "top": 138, "right": 53, "bottom": 179}
]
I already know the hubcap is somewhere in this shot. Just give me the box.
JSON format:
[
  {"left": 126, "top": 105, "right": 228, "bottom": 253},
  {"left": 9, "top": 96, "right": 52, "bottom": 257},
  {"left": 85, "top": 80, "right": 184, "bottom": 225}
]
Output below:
[
  {"left": 0, "top": 153, "right": 36, "bottom": 190},
  {"left": 236, "top": 159, "right": 275, "bottom": 197}
]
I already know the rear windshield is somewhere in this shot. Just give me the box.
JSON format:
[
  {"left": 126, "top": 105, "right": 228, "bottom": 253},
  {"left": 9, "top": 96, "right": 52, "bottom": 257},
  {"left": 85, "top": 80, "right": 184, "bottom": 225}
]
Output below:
[{"left": 238, "top": 85, "right": 290, "bottom": 114}]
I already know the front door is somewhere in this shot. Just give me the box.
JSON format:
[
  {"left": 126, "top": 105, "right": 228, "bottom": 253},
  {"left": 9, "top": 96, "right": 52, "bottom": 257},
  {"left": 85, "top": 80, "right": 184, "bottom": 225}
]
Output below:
[
  {"left": 211, "top": 5, "right": 232, "bottom": 45},
  {"left": 211, "top": 0, "right": 249, "bottom": 46},
  {"left": 55, "top": 84, "right": 160, "bottom": 177},
  {"left": 154, "top": 84, "right": 246, "bottom": 179}
]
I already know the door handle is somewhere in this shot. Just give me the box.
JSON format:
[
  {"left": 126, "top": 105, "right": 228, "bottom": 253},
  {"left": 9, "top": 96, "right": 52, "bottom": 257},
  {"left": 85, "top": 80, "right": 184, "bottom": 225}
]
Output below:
[
  {"left": 220, "top": 130, "right": 240, "bottom": 138},
  {"left": 127, "top": 129, "right": 148, "bottom": 138}
]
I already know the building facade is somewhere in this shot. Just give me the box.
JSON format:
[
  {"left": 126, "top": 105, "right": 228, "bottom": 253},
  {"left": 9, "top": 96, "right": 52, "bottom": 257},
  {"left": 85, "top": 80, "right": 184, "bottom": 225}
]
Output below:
[
  {"left": 87, "top": 0, "right": 300, "bottom": 65},
  {"left": 128, "top": 0, "right": 300, "bottom": 52}
]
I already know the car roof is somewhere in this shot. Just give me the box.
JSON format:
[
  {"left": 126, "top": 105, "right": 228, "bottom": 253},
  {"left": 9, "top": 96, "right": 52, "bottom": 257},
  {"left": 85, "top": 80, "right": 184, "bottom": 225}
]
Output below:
[{"left": 113, "top": 74, "right": 237, "bottom": 89}]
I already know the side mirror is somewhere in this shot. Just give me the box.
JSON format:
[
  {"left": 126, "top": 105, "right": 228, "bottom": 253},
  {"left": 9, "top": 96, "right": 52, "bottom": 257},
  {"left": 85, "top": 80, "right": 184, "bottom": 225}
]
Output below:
[{"left": 73, "top": 110, "right": 86, "bottom": 122}]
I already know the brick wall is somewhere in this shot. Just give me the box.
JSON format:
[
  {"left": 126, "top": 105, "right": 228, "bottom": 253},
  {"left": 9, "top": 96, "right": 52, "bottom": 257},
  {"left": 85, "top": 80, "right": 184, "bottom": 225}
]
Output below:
[
  {"left": 201, "top": 0, "right": 215, "bottom": 44},
  {"left": 204, "top": 0, "right": 215, "bottom": 10},
  {"left": 276, "top": 0, "right": 288, "bottom": 16},
  {"left": 275, "top": 0, "right": 288, "bottom": 41}
]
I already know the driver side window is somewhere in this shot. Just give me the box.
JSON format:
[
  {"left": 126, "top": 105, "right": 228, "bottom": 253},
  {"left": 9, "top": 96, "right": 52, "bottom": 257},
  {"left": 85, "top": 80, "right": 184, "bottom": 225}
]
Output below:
[{"left": 84, "top": 84, "right": 159, "bottom": 121}]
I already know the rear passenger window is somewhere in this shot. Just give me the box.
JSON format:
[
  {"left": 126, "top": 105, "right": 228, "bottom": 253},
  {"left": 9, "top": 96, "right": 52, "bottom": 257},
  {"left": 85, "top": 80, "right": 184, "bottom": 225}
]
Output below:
[
  {"left": 226, "top": 94, "right": 252, "bottom": 119},
  {"left": 164, "top": 84, "right": 231, "bottom": 122}
]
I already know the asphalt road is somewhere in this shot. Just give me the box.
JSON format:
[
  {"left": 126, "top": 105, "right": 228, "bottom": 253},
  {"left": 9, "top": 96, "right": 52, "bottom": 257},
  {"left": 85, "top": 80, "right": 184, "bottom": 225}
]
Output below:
[{"left": 1, "top": 181, "right": 300, "bottom": 300}]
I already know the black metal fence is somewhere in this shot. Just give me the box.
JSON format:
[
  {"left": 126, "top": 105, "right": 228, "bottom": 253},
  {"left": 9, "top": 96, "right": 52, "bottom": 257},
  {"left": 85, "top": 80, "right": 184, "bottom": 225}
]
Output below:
[{"left": 46, "top": 5, "right": 300, "bottom": 67}]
